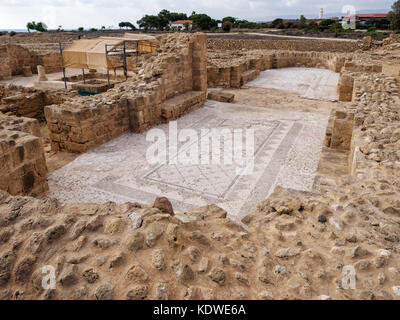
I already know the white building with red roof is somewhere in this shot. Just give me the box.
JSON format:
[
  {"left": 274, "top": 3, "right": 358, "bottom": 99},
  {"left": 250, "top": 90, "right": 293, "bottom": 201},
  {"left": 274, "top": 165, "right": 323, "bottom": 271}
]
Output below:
[{"left": 171, "top": 20, "right": 193, "bottom": 30}]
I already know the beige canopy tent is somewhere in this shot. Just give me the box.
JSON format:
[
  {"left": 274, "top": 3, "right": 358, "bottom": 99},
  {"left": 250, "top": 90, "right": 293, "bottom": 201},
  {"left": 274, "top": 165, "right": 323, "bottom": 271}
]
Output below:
[
  {"left": 59, "top": 34, "right": 158, "bottom": 89},
  {"left": 61, "top": 35, "right": 158, "bottom": 70},
  {"left": 62, "top": 38, "right": 123, "bottom": 70}
]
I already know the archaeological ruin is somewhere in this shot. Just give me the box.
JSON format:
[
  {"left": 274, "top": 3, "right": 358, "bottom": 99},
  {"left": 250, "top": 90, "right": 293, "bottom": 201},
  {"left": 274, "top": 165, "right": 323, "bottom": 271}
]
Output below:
[{"left": 1, "top": 29, "right": 400, "bottom": 300}]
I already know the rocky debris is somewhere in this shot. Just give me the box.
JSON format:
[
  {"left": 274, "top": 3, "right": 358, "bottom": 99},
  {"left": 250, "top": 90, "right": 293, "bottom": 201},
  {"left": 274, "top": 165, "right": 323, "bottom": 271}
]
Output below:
[
  {"left": 126, "top": 285, "right": 148, "bottom": 300},
  {"left": 208, "top": 268, "right": 226, "bottom": 285},
  {"left": 14, "top": 256, "right": 35, "bottom": 283},
  {"left": 146, "top": 222, "right": 164, "bottom": 247},
  {"left": 126, "top": 231, "right": 144, "bottom": 251},
  {"left": 275, "top": 248, "right": 301, "bottom": 259},
  {"left": 59, "top": 264, "right": 78, "bottom": 287},
  {"left": 152, "top": 249, "right": 166, "bottom": 270},
  {"left": 45, "top": 224, "right": 66, "bottom": 243},
  {"left": 0, "top": 251, "right": 16, "bottom": 286},
  {"left": 176, "top": 264, "right": 195, "bottom": 283},
  {"left": 95, "top": 284, "right": 114, "bottom": 300},
  {"left": 153, "top": 197, "right": 174, "bottom": 215},
  {"left": 128, "top": 212, "right": 142, "bottom": 229},
  {"left": 82, "top": 268, "right": 99, "bottom": 284}
]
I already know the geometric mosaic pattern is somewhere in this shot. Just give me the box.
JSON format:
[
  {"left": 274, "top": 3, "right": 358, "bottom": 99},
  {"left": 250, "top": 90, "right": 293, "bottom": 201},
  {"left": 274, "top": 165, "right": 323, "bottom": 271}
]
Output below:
[{"left": 47, "top": 100, "right": 329, "bottom": 221}]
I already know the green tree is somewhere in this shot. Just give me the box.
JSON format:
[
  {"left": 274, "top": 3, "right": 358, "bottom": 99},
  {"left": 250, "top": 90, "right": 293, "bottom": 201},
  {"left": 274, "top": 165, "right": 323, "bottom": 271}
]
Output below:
[
  {"left": 26, "top": 21, "right": 35, "bottom": 33},
  {"left": 169, "top": 12, "right": 188, "bottom": 22},
  {"left": 190, "top": 13, "right": 215, "bottom": 30},
  {"left": 137, "top": 15, "right": 161, "bottom": 30},
  {"left": 157, "top": 9, "right": 171, "bottom": 29},
  {"left": 78, "top": 27, "right": 84, "bottom": 31},
  {"left": 299, "top": 15, "right": 307, "bottom": 28},
  {"left": 119, "top": 22, "right": 136, "bottom": 30},
  {"left": 183, "top": 22, "right": 190, "bottom": 31},
  {"left": 222, "top": 16, "right": 236, "bottom": 24},
  {"left": 35, "top": 22, "right": 47, "bottom": 32},
  {"left": 271, "top": 18, "right": 283, "bottom": 28},
  {"left": 319, "top": 19, "right": 336, "bottom": 28},
  {"left": 158, "top": 10, "right": 188, "bottom": 30},
  {"left": 388, "top": 0, "right": 400, "bottom": 31},
  {"left": 26, "top": 21, "right": 47, "bottom": 32}
]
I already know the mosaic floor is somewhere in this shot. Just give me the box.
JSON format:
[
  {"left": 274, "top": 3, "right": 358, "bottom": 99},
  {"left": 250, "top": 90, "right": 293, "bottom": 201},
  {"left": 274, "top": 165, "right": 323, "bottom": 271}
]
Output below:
[
  {"left": 47, "top": 100, "right": 329, "bottom": 221},
  {"left": 246, "top": 67, "right": 340, "bottom": 101}
]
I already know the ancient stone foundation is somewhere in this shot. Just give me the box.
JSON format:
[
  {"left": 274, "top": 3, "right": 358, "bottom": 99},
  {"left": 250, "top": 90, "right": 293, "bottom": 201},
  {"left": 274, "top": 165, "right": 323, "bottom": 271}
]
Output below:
[
  {"left": 207, "top": 51, "right": 346, "bottom": 89},
  {"left": 0, "top": 84, "right": 71, "bottom": 119},
  {"left": 45, "top": 34, "right": 208, "bottom": 153},
  {"left": 0, "top": 44, "right": 62, "bottom": 80},
  {"left": 0, "top": 114, "right": 48, "bottom": 196},
  {"left": 337, "top": 74, "right": 355, "bottom": 102}
]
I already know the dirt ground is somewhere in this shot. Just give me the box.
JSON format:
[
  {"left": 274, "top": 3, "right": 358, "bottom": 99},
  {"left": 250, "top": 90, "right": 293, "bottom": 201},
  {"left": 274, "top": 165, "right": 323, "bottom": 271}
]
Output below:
[{"left": 223, "top": 86, "right": 336, "bottom": 115}]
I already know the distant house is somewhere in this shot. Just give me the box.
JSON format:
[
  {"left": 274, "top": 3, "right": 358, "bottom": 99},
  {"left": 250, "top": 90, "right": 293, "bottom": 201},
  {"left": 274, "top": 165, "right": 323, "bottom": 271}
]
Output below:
[
  {"left": 341, "top": 13, "right": 388, "bottom": 27},
  {"left": 171, "top": 20, "right": 193, "bottom": 30}
]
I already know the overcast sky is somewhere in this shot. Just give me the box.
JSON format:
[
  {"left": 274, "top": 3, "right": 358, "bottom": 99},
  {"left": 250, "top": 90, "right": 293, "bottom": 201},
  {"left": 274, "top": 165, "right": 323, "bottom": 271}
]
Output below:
[{"left": 0, "top": 0, "right": 393, "bottom": 29}]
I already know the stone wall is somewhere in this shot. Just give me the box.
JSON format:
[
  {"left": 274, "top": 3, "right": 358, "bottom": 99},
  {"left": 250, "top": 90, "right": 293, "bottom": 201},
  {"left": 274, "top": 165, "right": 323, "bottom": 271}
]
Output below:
[
  {"left": 45, "top": 33, "right": 208, "bottom": 153},
  {"left": 45, "top": 99, "right": 130, "bottom": 153},
  {"left": 0, "top": 114, "right": 48, "bottom": 196},
  {"left": 328, "top": 111, "right": 355, "bottom": 151},
  {"left": 5, "top": 45, "right": 37, "bottom": 77},
  {"left": 337, "top": 74, "right": 355, "bottom": 102},
  {"left": 0, "top": 46, "right": 12, "bottom": 79},
  {"left": 208, "top": 51, "right": 346, "bottom": 88},
  {"left": 0, "top": 44, "right": 62, "bottom": 80},
  {"left": 0, "top": 85, "right": 71, "bottom": 119}
]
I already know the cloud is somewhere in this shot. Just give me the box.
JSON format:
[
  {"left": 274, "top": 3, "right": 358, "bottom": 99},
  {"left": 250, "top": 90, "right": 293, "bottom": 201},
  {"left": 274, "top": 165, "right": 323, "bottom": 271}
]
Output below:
[{"left": 0, "top": 0, "right": 393, "bottom": 29}]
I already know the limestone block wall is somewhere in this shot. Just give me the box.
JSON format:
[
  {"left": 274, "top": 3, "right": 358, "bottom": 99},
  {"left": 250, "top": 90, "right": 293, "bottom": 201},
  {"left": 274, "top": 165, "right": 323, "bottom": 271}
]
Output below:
[
  {"left": 344, "top": 61, "right": 382, "bottom": 73},
  {"left": 324, "top": 110, "right": 355, "bottom": 152},
  {"left": 338, "top": 74, "right": 355, "bottom": 102},
  {"left": 0, "top": 115, "right": 48, "bottom": 196},
  {"left": 0, "top": 113, "right": 41, "bottom": 138},
  {"left": 127, "top": 90, "right": 163, "bottom": 132},
  {"left": 274, "top": 51, "right": 345, "bottom": 72},
  {"left": 0, "top": 85, "right": 69, "bottom": 119},
  {"left": 0, "top": 46, "right": 12, "bottom": 80},
  {"left": 163, "top": 50, "right": 194, "bottom": 99},
  {"left": 208, "top": 51, "right": 346, "bottom": 89},
  {"left": 1, "top": 91, "right": 45, "bottom": 118},
  {"left": 45, "top": 34, "right": 208, "bottom": 153},
  {"left": 207, "top": 67, "right": 231, "bottom": 88},
  {"left": 45, "top": 99, "right": 130, "bottom": 153},
  {"left": 0, "top": 44, "right": 62, "bottom": 80},
  {"left": 6, "top": 45, "right": 37, "bottom": 75},
  {"left": 38, "top": 52, "right": 62, "bottom": 73},
  {"left": 192, "top": 34, "right": 208, "bottom": 92},
  {"left": 127, "top": 33, "right": 207, "bottom": 133}
]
